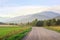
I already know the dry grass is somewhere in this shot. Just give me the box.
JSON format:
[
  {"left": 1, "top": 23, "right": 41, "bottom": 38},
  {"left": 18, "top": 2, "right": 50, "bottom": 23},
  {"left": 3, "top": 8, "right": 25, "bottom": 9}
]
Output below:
[{"left": 46, "top": 26, "right": 60, "bottom": 32}]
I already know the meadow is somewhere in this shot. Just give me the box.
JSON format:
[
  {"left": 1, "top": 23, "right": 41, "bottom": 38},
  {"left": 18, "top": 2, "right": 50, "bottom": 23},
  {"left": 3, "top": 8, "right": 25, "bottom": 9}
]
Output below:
[
  {"left": 0, "top": 25, "right": 31, "bottom": 40},
  {"left": 45, "top": 26, "right": 60, "bottom": 32}
]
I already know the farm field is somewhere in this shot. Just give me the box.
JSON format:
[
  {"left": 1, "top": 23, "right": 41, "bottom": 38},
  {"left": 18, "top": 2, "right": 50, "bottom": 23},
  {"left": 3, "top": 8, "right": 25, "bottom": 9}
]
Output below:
[
  {"left": 0, "top": 25, "right": 31, "bottom": 40},
  {"left": 45, "top": 26, "right": 60, "bottom": 32}
]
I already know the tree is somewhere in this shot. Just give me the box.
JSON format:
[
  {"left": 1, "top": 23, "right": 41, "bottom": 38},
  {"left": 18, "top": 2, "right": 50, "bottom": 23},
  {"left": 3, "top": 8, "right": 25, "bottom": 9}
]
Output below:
[
  {"left": 46, "top": 20, "right": 52, "bottom": 26},
  {"left": 31, "top": 19, "right": 38, "bottom": 26},
  {"left": 56, "top": 19, "right": 60, "bottom": 25},
  {"left": 36, "top": 21, "right": 44, "bottom": 26},
  {"left": 43, "top": 20, "right": 47, "bottom": 26}
]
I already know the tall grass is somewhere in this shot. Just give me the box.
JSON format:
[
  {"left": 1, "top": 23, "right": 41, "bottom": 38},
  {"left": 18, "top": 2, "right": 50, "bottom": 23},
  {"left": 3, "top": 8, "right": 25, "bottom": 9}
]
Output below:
[{"left": 45, "top": 26, "right": 60, "bottom": 32}]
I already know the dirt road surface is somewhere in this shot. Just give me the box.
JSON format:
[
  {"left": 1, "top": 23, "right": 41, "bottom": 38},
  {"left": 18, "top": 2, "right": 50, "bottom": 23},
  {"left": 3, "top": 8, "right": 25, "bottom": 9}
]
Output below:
[{"left": 22, "top": 27, "right": 60, "bottom": 40}]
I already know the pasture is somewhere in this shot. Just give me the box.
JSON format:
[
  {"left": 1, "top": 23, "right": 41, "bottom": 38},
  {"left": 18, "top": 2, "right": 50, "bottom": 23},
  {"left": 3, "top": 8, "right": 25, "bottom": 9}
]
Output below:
[{"left": 0, "top": 25, "right": 31, "bottom": 40}]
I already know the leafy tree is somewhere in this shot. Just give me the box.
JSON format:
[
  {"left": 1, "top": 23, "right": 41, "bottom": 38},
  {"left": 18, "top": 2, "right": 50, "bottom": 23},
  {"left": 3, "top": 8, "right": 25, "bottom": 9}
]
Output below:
[
  {"left": 46, "top": 20, "right": 52, "bottom": 26},
  {"left": 36, "top": 21, "right": 44, "bottom": 26},
  {"left": 43, "top": 20, "right": 47, "bottom": 26},
  {"left": 31, "top": 19, "right": 38, "bottom": 26},
  {"left": 56, "top": 19, "right": 60, "bottom": 25}
]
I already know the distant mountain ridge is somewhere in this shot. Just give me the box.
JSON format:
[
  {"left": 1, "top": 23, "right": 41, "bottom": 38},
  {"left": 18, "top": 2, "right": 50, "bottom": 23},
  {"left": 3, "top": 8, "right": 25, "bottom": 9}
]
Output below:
[{"left": 1, "top": 11, "right": 60, "bottom": 23}]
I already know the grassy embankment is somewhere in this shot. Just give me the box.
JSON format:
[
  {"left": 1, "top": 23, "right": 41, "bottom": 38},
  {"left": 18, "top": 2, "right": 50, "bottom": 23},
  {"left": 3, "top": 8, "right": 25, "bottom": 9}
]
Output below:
[
  {"left": 45, "top": 26, "right": 60, "bottom": 32},
  {"left": 0, "top": 26, "right": 32, "bottom": 40}
]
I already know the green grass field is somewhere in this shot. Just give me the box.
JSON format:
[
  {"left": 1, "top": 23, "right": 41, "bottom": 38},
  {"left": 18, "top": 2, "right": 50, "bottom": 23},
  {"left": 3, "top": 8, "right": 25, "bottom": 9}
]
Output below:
[
  {"left": 45, "top": 26, "right": 60, "bottom": 32},
  {"left": 0, "top": 26, "right": 31, "bottom": 40}
]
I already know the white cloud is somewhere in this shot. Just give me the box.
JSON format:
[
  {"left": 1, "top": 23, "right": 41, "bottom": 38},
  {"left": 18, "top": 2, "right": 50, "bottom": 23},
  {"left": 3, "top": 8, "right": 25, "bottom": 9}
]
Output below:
[
  {"left": 0, "top": 6, "right": 60, "bottom": 18},
  {"left": 48, "top": 6, "right": 60, "bottom": 13}
]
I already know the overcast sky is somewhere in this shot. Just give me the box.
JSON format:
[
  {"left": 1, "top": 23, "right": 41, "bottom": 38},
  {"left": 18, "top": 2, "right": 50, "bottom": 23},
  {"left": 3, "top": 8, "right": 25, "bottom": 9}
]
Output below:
[{"left": 0, "top": 0, "right": 60, "bottom": 17}]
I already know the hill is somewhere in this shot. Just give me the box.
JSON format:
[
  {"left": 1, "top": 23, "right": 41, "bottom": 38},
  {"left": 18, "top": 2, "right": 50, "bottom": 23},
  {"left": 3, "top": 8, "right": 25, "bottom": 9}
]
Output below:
[{"left": 1, "top": 11, "right": 60, "bottom": 23}]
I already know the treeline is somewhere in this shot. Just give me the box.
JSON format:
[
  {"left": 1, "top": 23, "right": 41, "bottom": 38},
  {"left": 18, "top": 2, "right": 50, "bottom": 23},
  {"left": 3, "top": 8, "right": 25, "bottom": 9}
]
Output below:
[
  {"left": 0, "top": 22, "right": 7, "bottom": 25},
  {"left": 0, "top": 19, "right": 60, "bottom": 26},
  {"left": 26, "top": 19, "right": 60, "bottom": 26},
  {"left": 0, "top": 22, "right": 17, "bottom": 25}
]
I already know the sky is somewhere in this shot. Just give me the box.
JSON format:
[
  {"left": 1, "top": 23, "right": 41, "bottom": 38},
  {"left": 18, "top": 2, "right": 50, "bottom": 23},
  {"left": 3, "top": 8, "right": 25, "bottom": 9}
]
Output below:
[{"left": 0, "top": 0, "right": 60, "bottom": 18}]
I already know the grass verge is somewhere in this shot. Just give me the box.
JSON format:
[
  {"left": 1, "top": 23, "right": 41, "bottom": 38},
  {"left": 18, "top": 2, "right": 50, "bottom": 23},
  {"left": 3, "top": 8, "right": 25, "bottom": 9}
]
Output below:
[{"left": 45, "top": 26, "right": 60, "bottom": 33}]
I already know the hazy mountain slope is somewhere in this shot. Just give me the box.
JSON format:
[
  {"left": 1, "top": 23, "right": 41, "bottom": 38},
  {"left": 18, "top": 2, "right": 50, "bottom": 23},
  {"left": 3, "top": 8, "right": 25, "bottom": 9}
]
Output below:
[
  {"left": 54, "top": 16, "right": 60, "bottom": 19},
  {"left": 4, "top": 14, "right": 49, "bottom": 23},
  {"left": 0, "top": 17, "right": 8, "bottom": 22},
  {"left": 36, "top": 11, "right": 60, "bottom": 18},
  {"left": 3, "top": 11, "right": 60, "bottom": 23}
]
